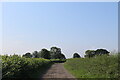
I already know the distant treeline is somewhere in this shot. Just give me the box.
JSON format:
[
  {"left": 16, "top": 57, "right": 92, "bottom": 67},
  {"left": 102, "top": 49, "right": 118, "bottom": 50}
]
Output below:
[
  {"left": 73, "top": 49, "right": 109, "bottom": 58},
  {"left": 22, "top": 46, "right": 110, "bottom": 59},
  {"left": 22, "top": 47, "right": 66, "bottom": 59}
]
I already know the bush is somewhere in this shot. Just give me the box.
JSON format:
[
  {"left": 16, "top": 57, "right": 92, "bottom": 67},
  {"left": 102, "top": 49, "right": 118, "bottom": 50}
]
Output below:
[
  {"left": 2, "top": 55, "right": 52, "bottom": 78},
  {"left": 73, "top": 53, "right": 81, "bottom": 58}
]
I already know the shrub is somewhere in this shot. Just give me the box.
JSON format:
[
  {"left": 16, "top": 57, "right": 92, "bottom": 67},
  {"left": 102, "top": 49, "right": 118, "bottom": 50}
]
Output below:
[
  {"left": 73, "top": 53, "right": 81, "bottom": 58},
  {"left": 2, "top": 55, "right": 52, "bottom": 78}
]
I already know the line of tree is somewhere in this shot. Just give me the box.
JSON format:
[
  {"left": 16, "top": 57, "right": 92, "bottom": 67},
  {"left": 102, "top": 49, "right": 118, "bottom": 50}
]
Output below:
[
  {"left": 72, "top": 49, "right": 109, "bottom": 58},
  {"left": 84, "top": 49, "right": 109, "bottom": 58},
  {"left": 22, "top": 47, "right": 109, "bottom": 59},
  {"left": 22, "top": 47, "right": 66, "bottom": 59}
]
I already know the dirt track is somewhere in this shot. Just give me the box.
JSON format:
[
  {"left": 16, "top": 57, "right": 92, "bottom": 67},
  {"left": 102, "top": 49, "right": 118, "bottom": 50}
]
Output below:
[{"left": 41, "top": 63, "right": 76, "bottom": 79}]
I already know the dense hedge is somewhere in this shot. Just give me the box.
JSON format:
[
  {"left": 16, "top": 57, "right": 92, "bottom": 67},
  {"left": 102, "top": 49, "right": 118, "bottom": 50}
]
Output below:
[{"left": 2, "top": 55, "right": 52, "bottom": 78}]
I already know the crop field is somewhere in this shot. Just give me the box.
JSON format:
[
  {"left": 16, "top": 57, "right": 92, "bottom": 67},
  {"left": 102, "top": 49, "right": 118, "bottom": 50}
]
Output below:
[
  {"left": 64, "top": 54, "right": 119, "bottom": 78},
  {"left": 2, "top": 55, "right": 53, "bottom": 78}
]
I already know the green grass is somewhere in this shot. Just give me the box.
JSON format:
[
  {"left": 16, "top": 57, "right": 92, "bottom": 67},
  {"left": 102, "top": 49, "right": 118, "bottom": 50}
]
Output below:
[{"left": 64, "top": 55, "right": 119, "bottom": 78}]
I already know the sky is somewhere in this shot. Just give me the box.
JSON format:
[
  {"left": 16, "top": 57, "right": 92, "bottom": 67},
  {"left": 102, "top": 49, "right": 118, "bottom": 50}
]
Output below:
[
  {"left": 0, "top": 2, "right": 118, "bottom": 58},
  {"left": 0, "top": 2, "right": 2, "bottom": 56},
  {"left": 0, "top": 0, "right": 119, "bottom": 2}
]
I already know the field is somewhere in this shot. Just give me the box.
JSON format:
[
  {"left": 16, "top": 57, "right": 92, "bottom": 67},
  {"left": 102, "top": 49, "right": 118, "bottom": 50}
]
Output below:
[
  {"left": 64, "top": 54, "right": 119, "bottom": 78},
  {"left": 2, "top": 55, "right": 53, "bottom": 78}
]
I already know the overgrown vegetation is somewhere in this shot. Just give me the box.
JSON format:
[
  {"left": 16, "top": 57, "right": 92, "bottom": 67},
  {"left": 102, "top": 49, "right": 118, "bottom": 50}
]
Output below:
[
  {"left": 2, "top": 55, "right": 53, "bottom": 78},
  {"left": 64, "top": 54, "right": 119, "bottom": 78}
]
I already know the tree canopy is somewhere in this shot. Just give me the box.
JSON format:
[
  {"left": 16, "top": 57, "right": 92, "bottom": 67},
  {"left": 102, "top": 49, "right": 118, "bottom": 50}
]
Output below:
[
  {"left": 95, "top": 49, "right": 109, "bottom": 55},
  {"left": 84, "top": 50, "right": 95, "bottom": 58},
  {"left": 39, "top": 49, "right": 50, "bottom": 59},
  {"left": 50, "top": 47, "right": 66, "bottom": 59},
  {"left": 22, "top": 47, "right": 66, "bottom": 59},
  {"left": 84, "top": 49, "right": 109, "bottom": 58},
  {"left": 21, "top": 47, "right": 110, "bottom": 59},
  {"left": 23, "top": 52, "right": 32, "bottom": 58},
  {"left": 73, "top": 53, "right": 81, "bottom": 58},
  {"left": 32, "top": 51, "right": 40, "bottom": 58}
]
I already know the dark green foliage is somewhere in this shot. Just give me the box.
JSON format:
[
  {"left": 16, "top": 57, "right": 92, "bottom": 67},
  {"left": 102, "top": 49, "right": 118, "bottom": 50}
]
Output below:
[
  {"left": 2, "top": 55, "right": 52, "bottom": 78},
  {"left": 51, "top": 53, "right": 66, "bottom": 59},
  {"left": 22, "top": 47, "right": 66, "bottom": 60},
  {"left": 40, "top": 49, "right": 50, "bottom": 59},
  {"left": 73, "top": 53, "right": 81, "bottom": 58},
  {"left": 32, "top": 51, "right": 40, "bottom": 58},
  {"left": 84, "top": 49, "right": 109, "bottom": 58},
  {"left": 60, "top": 53, "right": 66, "bottom": 59},
  {"left": 50, "top": 47, "right": 61, "bottom": 54},
  {"left": 84, "top": 50, "right": 95, "bottom": 58},
  {"left": 64, "top": 55, "right": 118, "bottom": 78},
  {"left": 50, "top": 47, "right": 66, "bottom": 59},
  {"left": 95, "top": 49, "right": 109, "bottom": 55},
  {"left": 50, "top": 59, "right": 66, "bottom": 63},
  {"left": 22, "top": 52, "right": 32, "bottom": 58}
]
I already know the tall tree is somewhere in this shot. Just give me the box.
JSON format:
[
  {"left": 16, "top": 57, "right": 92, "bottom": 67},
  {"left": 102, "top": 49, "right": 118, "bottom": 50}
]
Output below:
[
  {"left": 40, "top": 49, "right": 50, "bottom": 59},
  {"left": 32, "top": 51, "right": 39, "bottom": 58},
  {"left": 50, "top": 47, "right": 66, "bottom": 59},
  {"left": 95, "top": 49, "right": 109, "bottom": 55},
  {"left": 84, "top": 50, "right": 95, "bottom": 58}
]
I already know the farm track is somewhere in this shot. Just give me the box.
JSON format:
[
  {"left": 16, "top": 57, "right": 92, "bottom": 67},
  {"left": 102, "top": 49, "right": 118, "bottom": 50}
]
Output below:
[{"left": 41, "top": 63, "right": 77, "bottom": 80}]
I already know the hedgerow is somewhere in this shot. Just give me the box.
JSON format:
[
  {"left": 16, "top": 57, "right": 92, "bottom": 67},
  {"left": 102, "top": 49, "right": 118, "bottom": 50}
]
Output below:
[{"left": 2, "top": 55, "right": 52, "bottom": 78}]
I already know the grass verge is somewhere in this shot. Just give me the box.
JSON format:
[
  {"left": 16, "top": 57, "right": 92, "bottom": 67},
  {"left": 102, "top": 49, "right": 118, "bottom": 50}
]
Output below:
[{"left": 64, "top": 55, "right": 119, "bottom": 78}]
